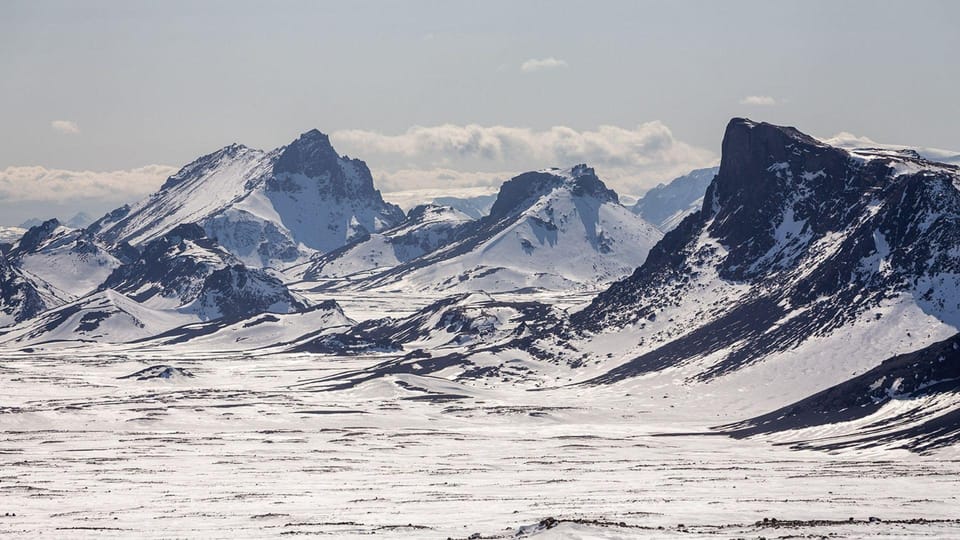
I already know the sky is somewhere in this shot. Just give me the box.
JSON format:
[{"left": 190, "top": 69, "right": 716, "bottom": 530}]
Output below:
[{"left": 2, "top": 0, "right": 959, "bottom": 225}]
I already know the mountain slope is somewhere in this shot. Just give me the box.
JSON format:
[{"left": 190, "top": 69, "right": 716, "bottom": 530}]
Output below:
[
  {"left": 100, "top": 223, "right": 308, "bottom": 320},
  {"left": 91, "top": 130, "right": 405, "bottom": 268},
  {"left": 138, "top": 300, "right": 354, "bottom": 351},
  {"left": 301, "top": 204, "right": 474, "bottom": 281},
  {"left": 632, "top": 167, "right": 718, "bottom": 231},
  {"left": 7, "top": 219, "right": 123, "bottom": 304},
  {"left": 334, "top": 165, "right": 663, "bottom": 294},
  {"left": 557, "top": 118, "right": 960, "bottom": 394},
  {"left": 0, "top": 289, "right": 192, "bottom": 346},
  {"left": 720, "top": 333, "right": 960, "bottom": 453},
  {"left": 0, "top": 252, "right": 47, "bottom": 327}
]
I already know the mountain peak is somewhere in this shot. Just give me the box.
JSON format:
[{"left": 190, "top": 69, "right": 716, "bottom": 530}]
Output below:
[
  {"left": 723, "top": 118, "right": 826, "bottom": 156},
  {"left": 563, "top": 164, "right": 619, "bottom": 202},
  {"left": 300, "top": 128, "right": 330, "bottom": 140},
  {"left": 273, "top": 129, "right": 340, "bottom": 177},
  {"left": 18, "top": 218, "right": 62, "bottom": 253},
  {"left": 487, "top": 164, "right": 618, "bottom": 221},
  {"left": 160, "top": 143, "right": 255, "bottom": 191}
]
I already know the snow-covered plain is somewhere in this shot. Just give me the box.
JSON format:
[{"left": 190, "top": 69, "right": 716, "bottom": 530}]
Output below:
[
  {"left": 4, "top": 120, "right": 960, "bottom": 539},
  {"left": 1, "top": 349, "right": 958, "bottom": 539}
]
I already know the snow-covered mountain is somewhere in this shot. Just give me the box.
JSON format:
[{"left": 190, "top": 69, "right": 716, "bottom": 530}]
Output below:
[
  {"left": 0, "top": 224, "right": 313, "bottom": 346},
  {"left": 289, "top": 293, "right": 565, "bottom": 386},
  {"left": 91, "top": 130, "right": 405, "bottom": 268},
  {"left": 100, "top": 223, "right": 308, "bottom": 321},
  {"left": 5, "top": 118, "right": 958, "bottom": 454},
  {"left": 384, "top": 188, "right": 498, "bottom": 220},
  {"left": 323, "top": 164, "right": 663, "bottom": 294},
  {"left": 0, "top": 251, "right": 47, "bottom": 327},
  {"left": 6, "top": 219, "right": 123, "bottom": 304},
  {"left": 631, "top": 167, "right": 718, "bottom": 231},
  {"left": 317, "top": 119, "right": 960, "bottom": 419},
  {"left": 555, "top": 119, "right": 960, "bottom": 398},
  {"left": 140, "top": 299, "right": 354, "bottom": 351},
  {"left": 65, "top": 212, "right": 94, "bottom": 229},
  {"left": 18, "top": 212, "right": 96, "bottom": 231},
  {"left": 428, "top": 194, "right": 497, "bottom": 220},
  {"left": 301, "top": 204, "right": 474, "bottom": 280},
  {"left": 0, "top": 289, "right": 192, "bottom": 347}
]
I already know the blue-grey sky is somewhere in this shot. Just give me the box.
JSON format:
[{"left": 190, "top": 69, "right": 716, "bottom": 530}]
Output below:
[{"left": 2, "top": 0, "right": 959, "bottom": 225}]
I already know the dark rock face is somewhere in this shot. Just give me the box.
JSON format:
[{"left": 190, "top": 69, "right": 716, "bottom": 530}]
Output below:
[
  {"left": 273, "top": 130, "right": 343, "bottom": 180},
  {"left": 720, "top": 333, "right": 960, "bottom": 453},
  {"left": 17, "top": 219, "right": 61, "bottom": 253},
  {"left": 270, "top": 129, "right": 402, "bottom": 213},
  {"left": 100, "top": 224, "right": 225, "bottom": 304},
  {"left": 707, "top": 118, "right": 874, "bottom": 281},
  {"left": 193, "top": 264, "right": 308, "bottom": 321},
  {"left": 569, "top": 118, "right": 960, "bottom": 382},
  {"left": 0, "top": 253, "right": 46, "bottom": 324},
  {"left": 101, "top": 224, "right": 307, "bottom": 320},
  {"left": 86, "top": 205, "right": 131, "bottom": 236},
  {"left": 488, "top": 164, "right": 617, "bottom": 221}
]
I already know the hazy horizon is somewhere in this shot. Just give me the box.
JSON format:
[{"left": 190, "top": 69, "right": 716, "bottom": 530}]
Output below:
[{"left": 2, "top": 0, "right": 958, "bottom": 225}]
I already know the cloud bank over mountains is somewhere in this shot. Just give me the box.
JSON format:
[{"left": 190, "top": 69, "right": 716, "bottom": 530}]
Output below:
[
  {"left": 0, "top": 164, "right": 177, "bottom": 225},
  {"left": 330, "top": 122, "right": 718, "bottom": 195},
  {"left": 0, "top": 122, "right": 719, "bottom": 225}
]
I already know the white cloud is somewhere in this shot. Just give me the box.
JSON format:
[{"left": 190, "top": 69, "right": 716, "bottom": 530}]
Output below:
[
  {"left": 332, "top": 122, "right": 717, "bottom": 195},
  {"left": 520, "top": 57, "right": 569, "bottom": 72},
  {"left": 51, "top": 120, "right": 81, "bottom": 134},
  {"left": 372, "top": 167, "right": 510, "bottom": 193},
  {"left": 381, "top": 182, "right": 501, "bottom": 212},
  {"left": 0, "top": 164, "right": 176, "bottom": 204},
  {"left": 0, "top": 120, "right": 716, "bottom": 222},
  {"left": 739, "top": 95, "right": 777, "bottom": 106},
  {"left": 822, "top": 131, "right": 960, "bottom": 165}
]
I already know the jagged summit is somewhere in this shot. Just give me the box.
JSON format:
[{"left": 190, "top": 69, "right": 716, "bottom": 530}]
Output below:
[
  {"left": 488, "top": 164, "right": 617, "bottom": 221},
  {"left": 17, "top": 219, "right": 62, "bottom": 253},
  {"left": 322, "top": 163, "right": 661, "bottom": 293},
  {"left": 559, "top": 117, "right": 960, "bottom": 393},
  {"left": 91, "top": 128, "right": 405, "bottom": 268},
  {"left": 273, "top": 129, "right": 340, "bottom": 177}
]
